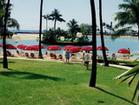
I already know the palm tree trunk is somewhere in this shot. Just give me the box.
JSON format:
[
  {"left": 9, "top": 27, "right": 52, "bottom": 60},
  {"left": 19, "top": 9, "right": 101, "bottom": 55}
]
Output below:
[
  {"left": 54, "top": 19, "right": 56, "bottom": 30},
  {"left": 137, "top": 25, "right": 139, "bottom": 40},
  {"left": 89, "top": 0, "right": 97, "bottom": 87},
  {"left": 3, "top": 0, "right": 10, "bottom": 69},
  {"left": 99, "top": 0, "right": 109, "bottom": 66},
  {"left": 38, "top": 0, "right": 43, "bottom": 59}
]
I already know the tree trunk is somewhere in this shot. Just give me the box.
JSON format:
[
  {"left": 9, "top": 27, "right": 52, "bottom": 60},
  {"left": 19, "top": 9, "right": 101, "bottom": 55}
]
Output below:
[
  {"left": 3, "top": 0, "right": 10, "bottom": 69},
  {"left": 89, "top": 0, "right": 97, "bottom": 87},
  {"left": 99, "top": 0, "right": 109, "bottom": 66},
  {"left": 137, "top": 25, "right": 139, "bottom": 40},
  {"left": 54, "top": 19, "right": 56, "bottom": 30},
  {"left": 38, "top": 0, "right": 43, "bottom": 59}
]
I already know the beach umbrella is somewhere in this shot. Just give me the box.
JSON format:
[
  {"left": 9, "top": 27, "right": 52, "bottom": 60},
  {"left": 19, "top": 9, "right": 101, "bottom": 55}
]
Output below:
[
  {"left": 97, "top": 46, "right": 109, "bottom": 51},
  {"left": 81, "top": 46, "right": 93, "bottom": 51},
  {"left": 0, "top": 43, "right": 3, "bottom": 47},
  {"left": 47, "top": 45, "right": 61, "bottom": 51},
  {"left": 6, "top": 44, "right": 16, "bottom": 49},
  {"left": 17, "top": 44, "right": 28, "bottom": 50},
  {"left": 117, "top": 48, "right": 130, "bottom": 54},
  {"left": 25, "top": 45, "right": 45, "bottom": 51},
  {"left": 68, "top": 46, "right": 81, "bottom": 53},
  {"left": 63, "top": 45, "right": 75, "bottom": 51}
]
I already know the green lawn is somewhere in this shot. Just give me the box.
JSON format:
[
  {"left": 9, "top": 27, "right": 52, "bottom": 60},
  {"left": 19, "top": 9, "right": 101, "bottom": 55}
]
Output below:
[{"left": 0, "top": 59, "right": 137, "bottom": 105}]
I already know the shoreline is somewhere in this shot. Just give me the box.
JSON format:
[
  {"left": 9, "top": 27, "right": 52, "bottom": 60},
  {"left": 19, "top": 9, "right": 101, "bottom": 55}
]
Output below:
[{"left": 12, "top": 34, "right": 139, "bottom": 41}]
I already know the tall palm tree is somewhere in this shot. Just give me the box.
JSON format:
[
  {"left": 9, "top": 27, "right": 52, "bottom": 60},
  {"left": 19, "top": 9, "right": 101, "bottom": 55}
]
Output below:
[
  {"left": 49, "top": 9, "right": 65, "bottom": 30},
  {"left": 89, "top": 0, "right": 97, "bottom": 87},
  {"left": 99, "top": 0, "right": 109, "bottom": 66},
  {"left": 38, "top": 0, "right": 43, "bottom": 59},
  {"left": 67, "top": 19, "right": 80, "bottom": 42},
  {"left": 3, "top": 0, "right": 10, "bottom": 69},
  {"left": 115, "top": 0, "right": 139, "bottom": 39}
]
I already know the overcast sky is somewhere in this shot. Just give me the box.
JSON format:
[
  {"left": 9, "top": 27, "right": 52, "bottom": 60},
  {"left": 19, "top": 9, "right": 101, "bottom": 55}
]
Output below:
[{"left": 10, "top": 0, "right": 123, "bottom": 30}]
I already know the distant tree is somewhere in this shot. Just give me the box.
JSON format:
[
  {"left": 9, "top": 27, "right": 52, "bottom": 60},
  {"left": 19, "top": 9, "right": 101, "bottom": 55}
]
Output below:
[
  {"left": 43, "top": 28, "right": 68, "bottom": 43},
  {"left": 42, "top": 14, "right": 50, "bottom": 30},
  {"left": 49, "top": 9, "right": 65, "bottom": 30},
  {"left": 67, "top": 19, "right": 80, "bottom": 42},
  {"left": 79, "top": 24, "right": 92, "bottom": 35},
  {"left": 89, "top": 0, "right": 97, "bottom": 87},
  {"left": 115, "top": 0, "right": 139, "bottom": 39}
]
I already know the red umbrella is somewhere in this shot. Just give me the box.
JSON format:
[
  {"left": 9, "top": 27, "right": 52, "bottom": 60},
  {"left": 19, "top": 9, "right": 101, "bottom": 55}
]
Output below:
[
  {"left": 63, "top": 45, "right": 75, "bottom": 51},
  {"left": 47, "top": 45, "right": 61, "bottom": 51},
  {"left": 97, "top": 46, "right": 109, "bottom": 51},
  {"left": 0, "top": 43, "right": 3, "bottom": 47},
  {"left": 118, "top": 48, "right": 130, "bottom": 54},
  {"left": 68, "top": 46, "right": 81, "bottom": 53},
  {"left": 6, "top": 44, "right": 16, "bottom": 49},
  {"left": 17, "top": 44, "right": 28, "bottom": 50},
  {"left": 81, "top": 46, "right": 93, "bottom": 51},
  {"left": 25, "top": 45, "right": 45, "bottom": 51}
]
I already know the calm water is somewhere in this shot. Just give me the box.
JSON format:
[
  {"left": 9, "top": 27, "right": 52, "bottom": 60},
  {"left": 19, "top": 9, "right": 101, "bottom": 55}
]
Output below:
[{"left": 1, "top": 36, "right": 139, "bottom": 55}]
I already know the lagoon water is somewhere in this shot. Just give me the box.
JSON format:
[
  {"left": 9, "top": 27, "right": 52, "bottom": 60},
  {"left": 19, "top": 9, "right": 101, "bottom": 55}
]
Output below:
[{"left": 1, "top": 35, "right": 139, "bottom": 55}]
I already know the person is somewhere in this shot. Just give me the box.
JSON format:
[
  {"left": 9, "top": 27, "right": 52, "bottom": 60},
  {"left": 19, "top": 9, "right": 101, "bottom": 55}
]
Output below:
[
  {"left": 112, "top": 53, "right": 116, "bottom": 60},
  {"left": 84, "top": 51, "right": 90, "bottom": 70},
  {"left": 127, "top": 48, "right": 130, "bottom": 59},
  {"left": 65, "top": 51, "right": 70, "bottom": 63}
]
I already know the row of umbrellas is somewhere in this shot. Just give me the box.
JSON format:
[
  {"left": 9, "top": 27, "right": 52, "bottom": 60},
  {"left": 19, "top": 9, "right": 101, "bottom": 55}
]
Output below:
[{"left": 0, "top": 43, "right": 130, "bottom": 54}]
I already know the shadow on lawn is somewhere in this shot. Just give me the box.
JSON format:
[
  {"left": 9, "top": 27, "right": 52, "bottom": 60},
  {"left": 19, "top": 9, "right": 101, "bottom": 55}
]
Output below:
[
  {"left": 96, "top": 87, "right": 137, "bottom": 105},
  {"left": 0, "top": 70, "right": 64, "bottom": 81}
]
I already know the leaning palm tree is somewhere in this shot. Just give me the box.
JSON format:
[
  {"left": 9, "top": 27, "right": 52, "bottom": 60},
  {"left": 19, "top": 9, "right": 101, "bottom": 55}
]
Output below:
[
  {"left": 67, "top": 19, "right": 80, "bottom": 42},
  {"left": 49, "top": 9, "right": 65, "bottom": 30},
  {"left": 38, "top": 0, "right": 43, "bottom": 58},
  {"left": 99, "top": 0, "right": 109, "bottom": 66},
  {"left": 89, "top": 0, "right": 97, "bottom": 87},
  {"left": 115, "top": 0, "right": 139, "bottom": 39},
  {"left": 115, "top": 66, "right": 139, "bottom": 103}
]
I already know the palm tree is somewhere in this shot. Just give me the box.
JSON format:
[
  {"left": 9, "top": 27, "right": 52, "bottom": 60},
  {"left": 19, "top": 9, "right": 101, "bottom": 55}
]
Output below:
[
  {"left": 99, "top": 0, "right": 109, "bottom": 66},
  {"left": 67, "top": 19, "right": 80, "bottom": 42},
  {"left": 42, "top": 14, "right": 50, "bottom": 30},
  {"left": 89, "top": 0, "right": 97, "bottom": 87},
  {"left": 49, "top": 9, "right": 65, "bottom": 30},
  {"left": 115, "top": 0, "right": 139, "bottom": 39},
  {"left": 3, "top": 0, "right": 10, "bottom": 69},
  {"left": 38, "top": 0, "right": 43, "bottom": 59},
  {"left": 0, "top": 0, "right": 19, "bottom": 32},
  {"left": 116, "top": 66, "right": 139, "bottom": 103}
]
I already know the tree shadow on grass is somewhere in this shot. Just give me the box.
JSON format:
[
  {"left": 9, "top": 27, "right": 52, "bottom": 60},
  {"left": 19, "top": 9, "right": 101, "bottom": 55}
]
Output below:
[
  {"left": 96, "top": 86, "right": 137, "bottom": 105},
  {"left": 0, "top": 61, "right": 15, "bottom": 64},
  {"left": 0, "top": 70, "right": 64, "bottom": 81}
]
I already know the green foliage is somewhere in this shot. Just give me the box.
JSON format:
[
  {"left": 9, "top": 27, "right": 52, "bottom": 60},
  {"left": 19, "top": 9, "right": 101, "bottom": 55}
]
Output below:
[
  {"left": 116, "top": 65, "right": 139, "bottom": 103},
  {"left": 79, "top": 24, "right": 92, "bottom": 35},
  {"left": 43, "top": 28, "right": 68, "bottom": 42},
  {"left": 0, "top": 0, "right": 19, "bottom": 33},
  {"left": 77, "top": 36, "right": 89, "bottom": 43},
  {"left": 67, "top": 19, "right": 80, "bottom": 42},
  {"left": 115, "top": 0, "right": 139, "bottom": 35}
]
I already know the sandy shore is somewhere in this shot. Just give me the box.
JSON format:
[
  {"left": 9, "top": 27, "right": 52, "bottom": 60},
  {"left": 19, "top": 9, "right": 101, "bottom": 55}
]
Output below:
[{"left": 12, "top": 34, "right": 43, "bottom": 40}]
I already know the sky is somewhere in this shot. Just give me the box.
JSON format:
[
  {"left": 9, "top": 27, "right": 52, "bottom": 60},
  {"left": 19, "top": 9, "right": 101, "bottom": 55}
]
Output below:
[{"left": 10, "top": 0, "right": 123, "bottom": 30}]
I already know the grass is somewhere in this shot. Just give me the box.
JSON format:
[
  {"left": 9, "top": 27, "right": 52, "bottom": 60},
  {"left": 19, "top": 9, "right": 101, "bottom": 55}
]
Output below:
[{"left": 0, "top": 59, "right": 137, "bottom": 105}]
